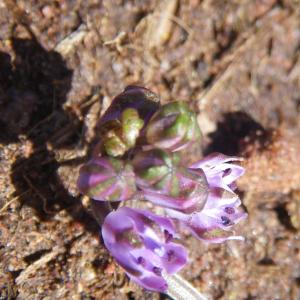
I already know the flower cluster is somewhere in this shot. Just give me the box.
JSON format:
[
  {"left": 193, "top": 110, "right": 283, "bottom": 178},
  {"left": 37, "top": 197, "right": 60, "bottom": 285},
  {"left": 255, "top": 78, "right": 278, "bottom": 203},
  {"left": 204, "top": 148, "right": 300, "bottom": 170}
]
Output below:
[{"left": 78, "top": 86, "right": 247, "bottom": 292}]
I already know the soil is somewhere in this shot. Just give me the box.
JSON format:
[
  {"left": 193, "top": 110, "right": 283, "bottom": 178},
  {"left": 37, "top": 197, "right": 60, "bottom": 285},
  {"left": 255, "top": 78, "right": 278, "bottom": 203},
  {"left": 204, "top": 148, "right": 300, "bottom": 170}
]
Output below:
[{"left": 0, "top": 0, "right": 300, "bottom": 299}]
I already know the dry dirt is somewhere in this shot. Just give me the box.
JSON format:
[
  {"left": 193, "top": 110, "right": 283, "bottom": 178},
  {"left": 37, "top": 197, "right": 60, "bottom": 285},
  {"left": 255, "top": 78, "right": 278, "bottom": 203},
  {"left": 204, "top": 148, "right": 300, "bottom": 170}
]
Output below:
[{"left": 0, "top": 0, "right": 300, "bottom": 299}]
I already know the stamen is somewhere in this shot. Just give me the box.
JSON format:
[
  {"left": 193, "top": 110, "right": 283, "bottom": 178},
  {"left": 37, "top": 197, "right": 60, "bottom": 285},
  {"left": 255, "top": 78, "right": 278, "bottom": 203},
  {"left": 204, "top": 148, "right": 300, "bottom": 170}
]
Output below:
[
  {"left": 137, "top": 257, "right": 145, "bottom": 265},
  {"left": 221, "top": 216, "right": 231, "bottom": 226},
  {"left": 164, "top": 230, "right": 173, "bottom": 243},
  {"left": 167, "top": 250, "right": 175, "bottom": 262}
]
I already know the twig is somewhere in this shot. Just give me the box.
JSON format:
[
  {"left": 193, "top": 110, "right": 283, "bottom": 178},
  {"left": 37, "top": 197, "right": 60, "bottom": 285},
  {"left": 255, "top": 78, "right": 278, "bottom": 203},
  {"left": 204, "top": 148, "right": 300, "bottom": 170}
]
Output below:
[
  {"left": 198, "top": 7, "right": 284, "bottom": 110},
  {"left": 0, "top": 190, "right": 30, "bottom": 214},
  {"left": 15, "top": 246, "right": 66, "bottom": 285},
  {"left": 167, "top": 14, "right": 194, "bottom": 37},
  {"left": 55, "top": 24, "right": 88, "bottom": 57},
  {"left": 23, "top": 174, "right": 55, "bottom": 214},
  {"left": 103, "top": 31, "right": 127, "bottom": 52},
  {"left": 79, "top": 93, "right": 100, "bottom": 109},
  {"left": 26, "top": 112, "right": 56, "bottom": 137}
]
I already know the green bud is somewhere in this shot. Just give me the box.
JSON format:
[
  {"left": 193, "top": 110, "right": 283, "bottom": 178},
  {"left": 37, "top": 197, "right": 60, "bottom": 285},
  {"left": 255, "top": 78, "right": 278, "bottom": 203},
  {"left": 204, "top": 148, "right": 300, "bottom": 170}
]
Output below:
[
  {"left": 145, "top": 102, "right": 201, "bottom": 152},
  {"left": 122, "top": 108, "right": 144, "bottom": 147},
  {"left": 132, "top": 149, "right": 208, "bottom": 212},
  {"left": 77, "top": 157, "right": 137, "bottom": 201},
  {"left": 101, "top": 108, "right": 144, "bottom": 157}
]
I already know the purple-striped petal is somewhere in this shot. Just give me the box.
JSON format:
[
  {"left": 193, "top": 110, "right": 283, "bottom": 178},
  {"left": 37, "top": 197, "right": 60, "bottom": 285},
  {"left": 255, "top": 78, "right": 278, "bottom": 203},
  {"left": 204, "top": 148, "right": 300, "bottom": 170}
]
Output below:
[
  {"left": 77, "top": 157, "right": 136, "bottom": 201},
  {"left": 167, "top": 187, "right": 247, "bottom": 243},
  {"left": 165, "top": 153, "right": 247, "bottom": 243},
  {"left": 133, "top": 149, "right": 209, "bottom": 213},
  {"left": 190, "top": 152, "right": 245, "bottom": 192}
]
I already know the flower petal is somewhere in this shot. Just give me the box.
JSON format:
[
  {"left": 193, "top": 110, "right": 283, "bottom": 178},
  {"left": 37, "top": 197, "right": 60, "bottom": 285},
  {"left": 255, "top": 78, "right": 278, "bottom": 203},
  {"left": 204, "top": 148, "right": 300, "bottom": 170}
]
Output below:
[{"left": 101, "top": 207, "right": 188, "bottom": 292}]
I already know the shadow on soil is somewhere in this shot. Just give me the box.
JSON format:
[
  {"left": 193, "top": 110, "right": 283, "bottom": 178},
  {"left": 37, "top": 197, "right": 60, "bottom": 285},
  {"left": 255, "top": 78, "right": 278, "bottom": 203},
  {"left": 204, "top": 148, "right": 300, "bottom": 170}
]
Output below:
[
  {"left": 203, "top": 111, "right": 273, "bottom": 156},
  {"left": 0, "top": 36, "right": 98, "bottom": 234}
]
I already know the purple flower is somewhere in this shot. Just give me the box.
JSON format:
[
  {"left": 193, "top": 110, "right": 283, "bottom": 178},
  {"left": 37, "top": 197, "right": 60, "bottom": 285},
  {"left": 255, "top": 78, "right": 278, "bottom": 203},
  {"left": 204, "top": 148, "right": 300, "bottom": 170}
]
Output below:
[
  {"left": 166, "top": 153, "right": 247, "bottom": 243},
  {"left": 77, "top": 85, "right": 248, "bottom": 292},
  {"left": 77, "top": 157, "right": 136, "bottom": 201},
  {"left": 167, "top": 191, "right": 247, "bottom": 243},
  {"left": 101, "top": 207, "right": 188, "bottom": 292},
  {"left": 133, "top": 149, "right": 209, "bottom": 213},
  {"left": 189, "top": 152, "right": 245, "bottom": 192}
]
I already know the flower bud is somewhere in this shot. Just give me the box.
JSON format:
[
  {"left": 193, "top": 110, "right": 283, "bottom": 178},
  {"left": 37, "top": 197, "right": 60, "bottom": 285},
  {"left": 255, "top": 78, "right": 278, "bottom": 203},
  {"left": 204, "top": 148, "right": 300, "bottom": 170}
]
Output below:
[
  {"left": 145, "top": 101, "right": 201, "bottom": 152},
  {"left": 133, "top": 149, "right": 208, "bottom": 213},
  {"left": 100, "top": 108, "right": 144, "bottom": 157},
  {"left": 101, "top": 207, "right": 188, "bottom": 292},
  {"left": 96, "top": 86, "right": 160, "bottom": 157},
  {"left": 99, "top": 86, "right": 160, "bottom": 126},
  {"left": 77, "top": 157, "right": 136, "bottom": 201}
]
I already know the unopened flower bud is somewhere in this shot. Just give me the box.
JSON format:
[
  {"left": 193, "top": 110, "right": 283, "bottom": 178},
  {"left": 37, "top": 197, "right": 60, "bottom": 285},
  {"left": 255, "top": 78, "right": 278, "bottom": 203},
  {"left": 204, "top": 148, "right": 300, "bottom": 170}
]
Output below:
[
  {"left": 96, "top": 86, "right": 160, "bottom": 157},
  {"left": 99, "top": 86, "right": 160, "bottom": 126},
  {"left": 133, "top": 149, "right": 208, "bottom": 213},
  {"left": 77, "top": 157, "right": 136, "bottom": 201},
  {"left": 145, "top": 101, "right": 201, "bottom": 152},
  {"left": 101, "top": 108, "right": 144, "bottom": 157}
]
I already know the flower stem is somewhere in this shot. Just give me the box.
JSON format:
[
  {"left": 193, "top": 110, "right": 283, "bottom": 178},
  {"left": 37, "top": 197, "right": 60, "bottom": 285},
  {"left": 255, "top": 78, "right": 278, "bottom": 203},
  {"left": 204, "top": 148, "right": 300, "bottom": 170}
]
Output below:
[
  {"left": 164, "top": 274, "right": 208, "bottom": 300},
  {"left": 90, "top": 200, "right": 113, "bottom": 226}
]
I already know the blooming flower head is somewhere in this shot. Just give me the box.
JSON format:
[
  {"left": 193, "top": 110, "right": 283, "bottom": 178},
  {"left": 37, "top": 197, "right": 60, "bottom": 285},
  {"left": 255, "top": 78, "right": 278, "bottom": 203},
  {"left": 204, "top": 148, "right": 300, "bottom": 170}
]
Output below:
[
  {"left": 145, "top": 101, "right": 201, "bottom": 152},
  {"left": 77, "top": 86, "right": 248, "bottom": 293},
  {"left": 167, "top": 153, "right": 247, "bottom": 242},
  {"left": 77, "top": 157, "right": 136, "bottom": 201},
  {"left": 101, "top": 207, "right": 188, "bottom": 291},
  {"left": 133, "top": 149, "right": 208, "bottom": 213}
]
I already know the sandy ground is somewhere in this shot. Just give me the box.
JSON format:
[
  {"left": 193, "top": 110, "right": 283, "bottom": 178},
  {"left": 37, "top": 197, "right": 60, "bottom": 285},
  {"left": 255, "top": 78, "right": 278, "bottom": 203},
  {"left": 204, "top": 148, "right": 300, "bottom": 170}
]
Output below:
[{"left": 0, "top": 0, "right": 300, "bottom": 299}]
